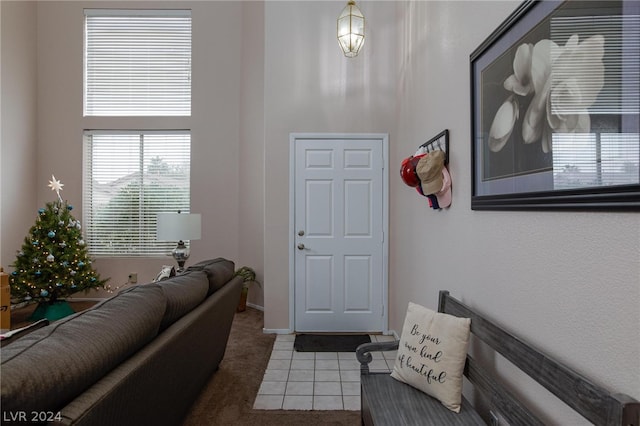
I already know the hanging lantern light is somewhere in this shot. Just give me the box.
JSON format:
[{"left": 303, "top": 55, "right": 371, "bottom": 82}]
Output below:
[{"left": 337, "top": 0, "right": 365, "bottom": 58}]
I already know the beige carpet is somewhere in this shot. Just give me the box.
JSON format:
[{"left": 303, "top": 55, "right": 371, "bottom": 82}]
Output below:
[{"left": 182, "top": 307, "right": 360, "bottom": 426}]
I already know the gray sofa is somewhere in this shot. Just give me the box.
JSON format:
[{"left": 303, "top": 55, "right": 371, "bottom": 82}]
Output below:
[{"left": 1, "top": 258, "right": 243, "bottom": 426}]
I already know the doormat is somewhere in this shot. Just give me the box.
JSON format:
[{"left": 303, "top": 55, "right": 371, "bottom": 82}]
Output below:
[{"left": 294, "top": 334, "right": 371, "bottom": 352}]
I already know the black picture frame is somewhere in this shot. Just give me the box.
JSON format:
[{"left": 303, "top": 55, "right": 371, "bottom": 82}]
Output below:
[{"left": 470, "top": 0, "right": 640, "bottom": 210}]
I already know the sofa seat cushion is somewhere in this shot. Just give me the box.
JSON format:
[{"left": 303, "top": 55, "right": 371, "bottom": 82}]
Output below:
[
  {"left": 184, "top": 258, "right": 235, "bottom": 295},
  {"left": 157, "top": 270, "right": 209, "bottom": 330},
  {"left": 0, "top": 284, "right": 167, "bottom": 415}
]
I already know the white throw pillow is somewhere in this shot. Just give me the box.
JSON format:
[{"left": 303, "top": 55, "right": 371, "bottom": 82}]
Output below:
[{"left": 390, "top": 302, "right": 471, "bottom": 413}]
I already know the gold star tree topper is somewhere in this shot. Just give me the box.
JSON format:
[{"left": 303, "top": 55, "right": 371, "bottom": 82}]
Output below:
[{"left": 48, "top": 174, "right": 64, "bottom": 202}]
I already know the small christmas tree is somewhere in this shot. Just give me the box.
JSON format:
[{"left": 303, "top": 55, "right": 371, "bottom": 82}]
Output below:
[{"left": 10, "top": 176, "right": 108, "bottom": 308}]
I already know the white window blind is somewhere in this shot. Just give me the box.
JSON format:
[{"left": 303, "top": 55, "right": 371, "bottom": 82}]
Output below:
[
  {"left": 83, "top": 131, "right": 191, "bottom": 256},
  {"left": 84, "top": 9, "right": 192, "bottom": 116}
]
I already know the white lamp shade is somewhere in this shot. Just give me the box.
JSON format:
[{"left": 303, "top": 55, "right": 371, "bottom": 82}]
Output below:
[{"left": 157, "top": 213, "right": 201, "bottom": 241}]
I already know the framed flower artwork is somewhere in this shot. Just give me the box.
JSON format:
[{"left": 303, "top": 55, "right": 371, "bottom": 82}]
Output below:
[{"left": 471, "top": 0, "right": 639, "bottom": 210}]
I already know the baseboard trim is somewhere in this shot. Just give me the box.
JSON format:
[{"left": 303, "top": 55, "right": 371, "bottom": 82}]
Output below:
[
  {"left": 247, "top": 302, "right": 264, "bottom": 311},
  {"left": 262, "top": 328, "right": 293, "bottom": 335}
]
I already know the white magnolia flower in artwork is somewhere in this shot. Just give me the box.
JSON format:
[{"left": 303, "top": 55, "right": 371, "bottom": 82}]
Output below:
[
  {"left": 503, "top": 43, "right": 534, "bottom": 96},
  {"left": 48, "top": 174, "right": 64, "bottom": 202},
  {"left": 522, "top": 39, "right": 562, "bottom": 148},
  {"left": 489, "top": 95, "right": 519, "bottom": 152},
  {"left": 489, "top": 34, "right": 605, "bottom": 153},
  {"left": 544, "top": 35, "right": 605, "bottom": 148}
]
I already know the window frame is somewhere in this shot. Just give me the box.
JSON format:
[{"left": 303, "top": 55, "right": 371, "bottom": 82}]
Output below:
[
  {"left": 82, "top": 130, "right": 192, "bottom": 257},
  {"left": 82, "top": 8, "right": 194, "bottom": 257},
  {"left": 83, "top": 8, "right": 192, "bottom": 117}
]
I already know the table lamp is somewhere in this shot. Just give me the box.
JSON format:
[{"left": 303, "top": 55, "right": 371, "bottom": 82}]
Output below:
[{"left": 157, "top": 211, "right": 201, "bottom": 273}]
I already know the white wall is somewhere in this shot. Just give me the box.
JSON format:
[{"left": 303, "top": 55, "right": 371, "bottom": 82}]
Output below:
[
  {"left": 0, "top": 1, "right": 38, "bottom": 271},
  {"left": 263, "top": 1, "right": 398, "bottom": 330},
  {"left": 30, "top": 1, "right": 249, "bottom": 295},
  {"left": 390, "top": 1, "right": 640, "bottom": 423},
  {"left": 261, "top": 0, "right": 639, "bottom": 422},
  {"left": 239, "top": 2, "right": 266, "bottom": 308},
  {"left": 1, "top": 0, "right": 266, "bottom": 297}
]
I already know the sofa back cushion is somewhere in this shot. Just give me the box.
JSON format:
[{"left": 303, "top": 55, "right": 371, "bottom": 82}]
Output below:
[
  {"left": 184, "top": 258, "right": 235, "bottom": 295},
  {"left": 157, "top": 270, "right": 209, "bottom": 330},
  {"left": 0, "top": 284, "right": 166, "bottom": 415}
]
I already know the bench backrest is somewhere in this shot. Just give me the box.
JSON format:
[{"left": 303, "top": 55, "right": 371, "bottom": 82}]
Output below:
[{"left": 438, "top": 290, "right": 639, "bottom": 426}]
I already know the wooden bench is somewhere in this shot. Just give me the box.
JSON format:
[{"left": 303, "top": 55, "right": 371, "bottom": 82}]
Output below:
[{"left": 356, "top": 290, "right": 640, "bottom": 426}]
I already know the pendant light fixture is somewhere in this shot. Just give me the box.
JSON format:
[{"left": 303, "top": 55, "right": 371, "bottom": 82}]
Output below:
[{"left": 337, "top": 0, "right": 365, "bottom": 58}]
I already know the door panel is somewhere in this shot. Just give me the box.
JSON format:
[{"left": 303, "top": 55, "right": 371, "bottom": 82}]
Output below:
[
  {"left": 306, "top": 181, "right": 333, "bottom": 236},
  {"left": 344, "top": 180, "right": 372, "bottom": 236},
  {"left": 306, "top": 255, "right": 333, "bottom": 311},
  {"left": 344, "top": 255, "right": 371, "bottom": 311},
  {"left": 294, "top": 137, "right": 385, "bottom": 332}
]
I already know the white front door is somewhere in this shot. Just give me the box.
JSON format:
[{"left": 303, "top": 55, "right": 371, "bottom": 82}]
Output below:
[{"left": 291, "top": 134, "right": 387, "bottom": 332}]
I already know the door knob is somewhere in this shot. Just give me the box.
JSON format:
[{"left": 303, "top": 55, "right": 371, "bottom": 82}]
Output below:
[
  {"left": 297, "top": 243, "right": 306, "bottom": 250},
  {"left": 298, "top": 230, "right": 305, "bottom": 236}
]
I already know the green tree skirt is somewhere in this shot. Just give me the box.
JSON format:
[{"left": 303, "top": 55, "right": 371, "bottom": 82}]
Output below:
[{"left": 29, "top": 300, "right": 75, "bottom": 321}]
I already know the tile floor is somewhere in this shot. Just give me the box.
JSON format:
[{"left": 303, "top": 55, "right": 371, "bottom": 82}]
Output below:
[{"left": 253, "top": 334, "right": 397, "bottom": 411}]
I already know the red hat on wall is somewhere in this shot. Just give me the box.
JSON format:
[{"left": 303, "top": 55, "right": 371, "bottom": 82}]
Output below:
[{"left": 400, "top": 155, "right": 424, "bottom": 187}]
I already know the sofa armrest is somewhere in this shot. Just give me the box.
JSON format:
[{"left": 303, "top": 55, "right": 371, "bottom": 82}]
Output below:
[{"left": 356, "top": 340, "right": 399, "bottom": 375}]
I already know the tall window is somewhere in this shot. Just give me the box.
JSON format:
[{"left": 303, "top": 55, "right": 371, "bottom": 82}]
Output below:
[
  {"left": 84, "top": 9, "right": 192, "bottom": 116},
  {"left": 83, "top": 9, "right": 192, "bottom": 257},
  {"left": 83, "top": 131, "right": 191, "bottom": 256}
]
